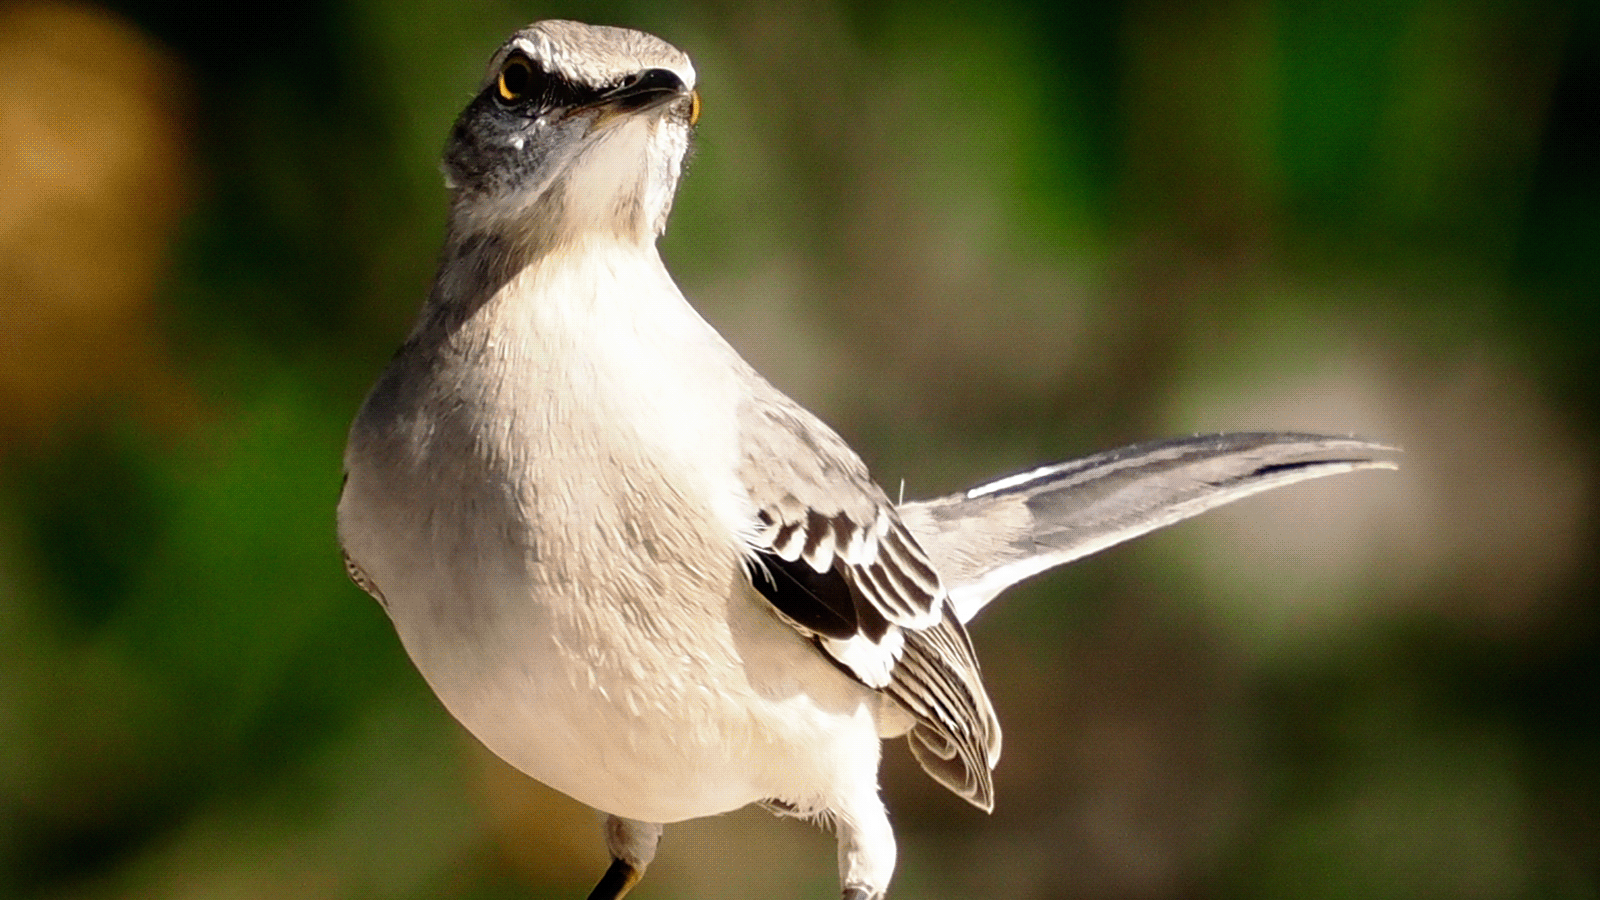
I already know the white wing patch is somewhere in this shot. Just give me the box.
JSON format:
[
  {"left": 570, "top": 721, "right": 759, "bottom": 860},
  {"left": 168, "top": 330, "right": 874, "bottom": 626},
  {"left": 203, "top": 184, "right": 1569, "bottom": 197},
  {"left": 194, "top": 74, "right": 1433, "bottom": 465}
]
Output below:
[
  {"left": 744, "top": 501, "right": 1002, "bottom": 810},
  {"left": 820, "top": 628, "right": 904, "bottom": 689}
]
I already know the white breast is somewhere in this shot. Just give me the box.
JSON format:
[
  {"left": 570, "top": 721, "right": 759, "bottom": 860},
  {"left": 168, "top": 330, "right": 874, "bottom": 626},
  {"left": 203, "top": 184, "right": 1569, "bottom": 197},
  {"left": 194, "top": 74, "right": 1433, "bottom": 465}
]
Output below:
[{"left": 338, "top": 241, "right": 883, "bottom": 822}]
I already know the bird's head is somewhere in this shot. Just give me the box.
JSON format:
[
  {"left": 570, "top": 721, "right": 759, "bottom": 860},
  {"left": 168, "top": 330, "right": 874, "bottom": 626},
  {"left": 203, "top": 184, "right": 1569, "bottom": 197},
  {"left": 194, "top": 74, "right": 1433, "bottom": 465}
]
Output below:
[{"left": 442, "top": 20, "right": 699, "bottom": 249}]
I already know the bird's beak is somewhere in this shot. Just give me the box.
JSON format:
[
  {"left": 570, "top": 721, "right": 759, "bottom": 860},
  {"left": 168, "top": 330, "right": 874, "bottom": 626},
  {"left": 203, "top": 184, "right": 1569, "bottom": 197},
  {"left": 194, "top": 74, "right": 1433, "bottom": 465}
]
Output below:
[{"left": 578, "top": 68, "right": 691, "bottom": 130}]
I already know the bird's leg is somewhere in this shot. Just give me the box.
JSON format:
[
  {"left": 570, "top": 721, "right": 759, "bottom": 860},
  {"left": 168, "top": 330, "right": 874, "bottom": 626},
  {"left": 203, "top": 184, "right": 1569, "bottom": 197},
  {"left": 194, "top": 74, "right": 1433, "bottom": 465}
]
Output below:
[
  {"left": 834, "top": 791, "right": 895, "bottom": 900},
  {"left": 587, "top": 817, "right": 662, "bottom": 900}
]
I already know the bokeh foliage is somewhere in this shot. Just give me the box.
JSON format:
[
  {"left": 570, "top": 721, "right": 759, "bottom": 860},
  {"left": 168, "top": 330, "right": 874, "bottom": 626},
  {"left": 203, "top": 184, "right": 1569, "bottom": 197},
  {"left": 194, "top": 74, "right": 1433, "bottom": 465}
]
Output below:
[{"left": 1, "top": 0, "right": 1595, "bottom": 898}]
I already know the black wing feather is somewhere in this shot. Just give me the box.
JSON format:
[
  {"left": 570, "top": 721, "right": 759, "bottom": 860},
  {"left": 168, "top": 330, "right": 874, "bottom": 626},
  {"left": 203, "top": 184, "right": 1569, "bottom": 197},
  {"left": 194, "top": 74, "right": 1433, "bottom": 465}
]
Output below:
[{"left": 751, "top": 551, "right": 858, "bottom": 640}]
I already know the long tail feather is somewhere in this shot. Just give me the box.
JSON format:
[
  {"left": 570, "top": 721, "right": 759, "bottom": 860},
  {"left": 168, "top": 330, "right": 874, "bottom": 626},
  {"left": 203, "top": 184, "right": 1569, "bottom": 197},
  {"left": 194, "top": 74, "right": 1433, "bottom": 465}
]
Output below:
[{"left": 897, "top": 433, "right": 1398, "bottom": 623}]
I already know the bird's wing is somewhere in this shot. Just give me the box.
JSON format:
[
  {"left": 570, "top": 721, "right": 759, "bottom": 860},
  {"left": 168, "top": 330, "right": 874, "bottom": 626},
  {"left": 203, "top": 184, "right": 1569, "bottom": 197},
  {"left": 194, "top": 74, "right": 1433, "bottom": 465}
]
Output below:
[
  {"left": 737, "top": 388, "right": 1002, "bottom": 810},
  {"left": 897, "top": 432, "right": 1399, "bottom": 623}
]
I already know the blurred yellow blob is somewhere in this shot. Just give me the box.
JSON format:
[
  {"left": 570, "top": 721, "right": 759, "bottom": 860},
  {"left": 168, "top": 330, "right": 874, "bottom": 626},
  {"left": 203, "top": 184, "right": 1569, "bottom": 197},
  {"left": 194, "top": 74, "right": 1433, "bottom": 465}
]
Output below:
[{"left": 0, "top": 0, "right": 191, "bottom": 440}]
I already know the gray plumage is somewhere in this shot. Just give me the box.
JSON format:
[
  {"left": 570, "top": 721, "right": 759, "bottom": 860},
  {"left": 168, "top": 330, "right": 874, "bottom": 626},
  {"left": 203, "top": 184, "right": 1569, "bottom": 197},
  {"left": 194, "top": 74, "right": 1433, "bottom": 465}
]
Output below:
[{"left": 337, "top": 20, "right": 1396, "bottom": 900}]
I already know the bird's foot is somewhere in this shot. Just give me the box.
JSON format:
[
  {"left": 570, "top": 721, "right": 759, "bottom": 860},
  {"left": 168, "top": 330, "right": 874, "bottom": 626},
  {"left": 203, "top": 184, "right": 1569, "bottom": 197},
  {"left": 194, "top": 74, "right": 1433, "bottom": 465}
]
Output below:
[{"left": 586, "top": 858, "right": 644, "bottom": 900}]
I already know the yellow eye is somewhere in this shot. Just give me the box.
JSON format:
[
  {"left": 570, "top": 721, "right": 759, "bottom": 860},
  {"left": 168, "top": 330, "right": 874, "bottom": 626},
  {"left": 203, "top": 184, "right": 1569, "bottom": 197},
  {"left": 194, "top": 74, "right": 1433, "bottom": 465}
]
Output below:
[
  {"left": 688, "top": 90, "right": 701, "bottom": 126},
  {"left": 497, "top": 55, "right": 533, "bottom": 103}
]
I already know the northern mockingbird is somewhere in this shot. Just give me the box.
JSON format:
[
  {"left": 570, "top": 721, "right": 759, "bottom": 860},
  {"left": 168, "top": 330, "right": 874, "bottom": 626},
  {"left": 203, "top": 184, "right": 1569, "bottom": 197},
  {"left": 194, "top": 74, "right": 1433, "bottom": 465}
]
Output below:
[{"left": 338, "top": 20, "right": 1394, "bottom": 900}]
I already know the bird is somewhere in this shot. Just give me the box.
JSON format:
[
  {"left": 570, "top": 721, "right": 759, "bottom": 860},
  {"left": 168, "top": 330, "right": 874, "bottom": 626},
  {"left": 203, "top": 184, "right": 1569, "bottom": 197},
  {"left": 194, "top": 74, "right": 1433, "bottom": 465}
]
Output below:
[{"left": 336, "top": 20, "right": 1395, "bottom": 900}]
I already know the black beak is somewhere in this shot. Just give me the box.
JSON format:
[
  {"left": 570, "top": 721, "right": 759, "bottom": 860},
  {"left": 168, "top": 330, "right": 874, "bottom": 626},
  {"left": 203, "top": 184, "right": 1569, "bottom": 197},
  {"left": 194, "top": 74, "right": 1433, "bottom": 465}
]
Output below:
[{"left": 591, "top": 68, "right": 688, "bottom": 116}]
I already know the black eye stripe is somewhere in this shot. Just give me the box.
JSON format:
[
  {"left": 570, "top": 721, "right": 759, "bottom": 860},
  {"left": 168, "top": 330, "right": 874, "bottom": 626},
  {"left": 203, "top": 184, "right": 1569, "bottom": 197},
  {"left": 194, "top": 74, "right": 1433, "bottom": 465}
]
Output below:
[{"left": 493, "top": 55, "right": 603, "bottom": 111}]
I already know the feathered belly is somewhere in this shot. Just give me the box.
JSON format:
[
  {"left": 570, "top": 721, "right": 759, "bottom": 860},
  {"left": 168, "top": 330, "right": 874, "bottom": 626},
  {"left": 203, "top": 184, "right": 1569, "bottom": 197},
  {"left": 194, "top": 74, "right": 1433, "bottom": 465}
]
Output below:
[
  {"left": 392, "top": 557, "right": 885, "bottom": 823},
  {"left": 342, "top": 340, "right": 887, "bottom": 821}
]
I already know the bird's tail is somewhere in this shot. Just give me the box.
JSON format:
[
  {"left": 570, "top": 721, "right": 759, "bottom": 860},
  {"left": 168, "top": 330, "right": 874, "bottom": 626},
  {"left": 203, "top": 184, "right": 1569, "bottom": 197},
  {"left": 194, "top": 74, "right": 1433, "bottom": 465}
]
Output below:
[{"left": 898, "top": 432, "right": 1398, "bottom": 624}]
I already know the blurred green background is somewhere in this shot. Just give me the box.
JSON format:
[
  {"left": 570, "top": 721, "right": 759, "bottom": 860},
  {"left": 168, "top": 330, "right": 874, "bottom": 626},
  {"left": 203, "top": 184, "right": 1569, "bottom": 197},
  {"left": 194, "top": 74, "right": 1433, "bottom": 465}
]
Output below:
[{"left": 1, "top": 0, "right": 1595, "bottom": 897}]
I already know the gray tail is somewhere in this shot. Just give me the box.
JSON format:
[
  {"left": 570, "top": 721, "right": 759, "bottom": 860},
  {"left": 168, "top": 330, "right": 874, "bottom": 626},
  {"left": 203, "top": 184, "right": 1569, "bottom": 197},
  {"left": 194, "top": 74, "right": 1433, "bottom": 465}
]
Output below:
[{"left": 897, "top": 432, "right": 1398, "bottom": 623}]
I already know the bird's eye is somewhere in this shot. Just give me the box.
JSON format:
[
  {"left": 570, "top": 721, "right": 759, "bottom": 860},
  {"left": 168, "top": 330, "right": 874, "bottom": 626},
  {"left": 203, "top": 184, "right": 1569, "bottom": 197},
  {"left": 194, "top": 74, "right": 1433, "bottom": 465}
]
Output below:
[
  {"left": 688, "top": 90, "right": 701, "bottom": 126},
  {"left": 497, "top": 55, "right": 534, "bottom": 104}
]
